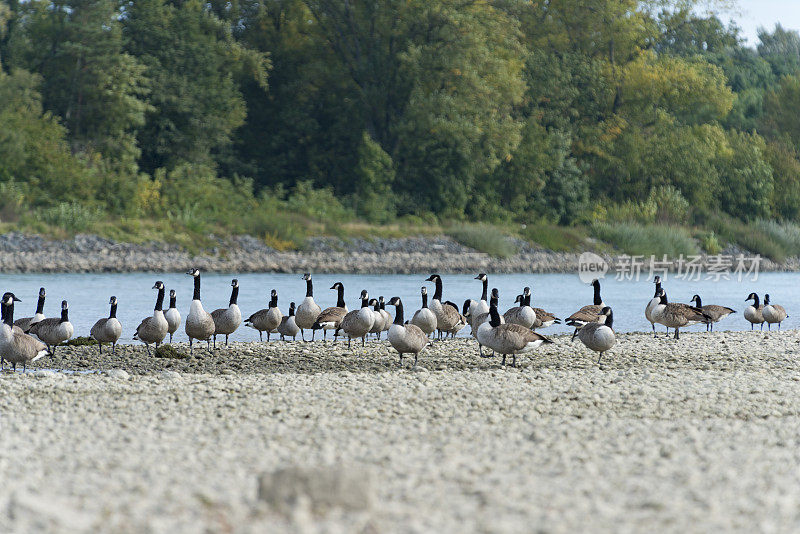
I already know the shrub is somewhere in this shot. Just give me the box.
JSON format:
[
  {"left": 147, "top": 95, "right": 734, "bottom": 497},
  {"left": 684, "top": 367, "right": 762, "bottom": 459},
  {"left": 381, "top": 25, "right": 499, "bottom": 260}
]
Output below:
[
  {"left": 37, "top": 202, "right": 103, "bottom": 232},
  {"left": 751, "top": 219, "right": 800, "bottom": 257},
  {"left": 520, "top": 222, "right": 588, "bottom": 252},
  {"left": 447, "top": 223, "right": 519, "bottom": 258},
  {"left": 592, "top": 222, "right": 700, "bottom": 257},
  {"left": 705, "top": 213, "right": 787, "bottom": 261}
]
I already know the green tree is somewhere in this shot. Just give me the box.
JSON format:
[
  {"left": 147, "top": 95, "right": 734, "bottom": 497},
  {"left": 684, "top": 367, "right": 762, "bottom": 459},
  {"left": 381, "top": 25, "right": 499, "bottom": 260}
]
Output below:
[{"left": 353, "top": 132, "right": 395, "bottom": 223}]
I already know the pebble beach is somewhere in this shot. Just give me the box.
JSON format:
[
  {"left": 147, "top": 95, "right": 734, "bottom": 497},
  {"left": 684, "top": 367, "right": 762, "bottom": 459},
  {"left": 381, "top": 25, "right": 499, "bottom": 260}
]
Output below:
[{"left": 3, "top": 330, "right": 800, "bottom": 532}]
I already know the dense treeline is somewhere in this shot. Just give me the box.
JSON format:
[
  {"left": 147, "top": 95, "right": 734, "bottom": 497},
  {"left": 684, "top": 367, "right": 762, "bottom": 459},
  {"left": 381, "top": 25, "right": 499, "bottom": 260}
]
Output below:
[{"left": 2, "top": 0, "right": 800, "bottom": 243}]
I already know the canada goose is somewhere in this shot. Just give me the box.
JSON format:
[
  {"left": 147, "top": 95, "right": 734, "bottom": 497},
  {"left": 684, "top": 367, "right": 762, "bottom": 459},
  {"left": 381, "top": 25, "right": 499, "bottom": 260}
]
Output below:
[
  {"left": 245, "top": 289, "right": 283, "bottom": 341},
  {"left": 762, "top": 294, "right": 788, "bottom": 330},
  {"left": 572, "top": 306, "right": 616, "bottom": 364},
  {"left": 476, "top": 304, "right": 552, "bottom": 367},
  {"left": 468, "top": 273, "right": 490, "bottom": 325},
  {"left": 410, "top": 286, "right": 437, "bottom": 337},
  {"left": 90, "top": 296, "right": 122, "bottom": 354},
  {"left": 526, "top": 289, "right": 561, "bottom": 329},
  {"left": 744, "top": 293, "right": 765, "bottom": 330},
  {"left": 503, "top": 288, "right": 537, "bottom": 329},
  {"left": 14, "top": 287, "right": 46, "bottom": 332},
  {"left": 645, "top": 276, "right": 664, "bottom": 337},
  {"left": 211, "top": 278, "right": 242, "bottom": 347},
  {"left": 425, "top": 274, "right": 461, "bottom": 339},
  {"left": 0, "top": 293, "right": 49, "bottom": 371},
  {"left": 295, "top": 273, "right": 322, "bottom": 341},
  {"left": 184, "top": 268, "right": 215, "bottom": 353},
  {"left": 565, "top": 279, "right": 605, "bottom": 332},
  {"left": 165, "top": 289, "right": 181, "bottom": 343},
  {"left": 312, "top": 282, "right": 348, "bottom": 342},
  {"left": 340, "top": 290, "right": 375, "bottom": 348},
  {"left": 133, "top": 281, "right": 169, "bottom": 355},
  {"left": 651, "top": 292, "right": 709, "bottom": 340},
  {"left": 467, "top": 289, "right": 504, "bottom": 357},
  {"left": 27, "top": 300, "right": 73, "bottom": 354},
  {"left": 378, "top": 296, "right": 392, "bottom": 334},
  {"left": 386, "top": 297, "right": 429, "bottom": 366},
  {"left": 277, "top": 302, "right": 300, "bottom": 341},
  {"left": 445, "top": 304, "right": 468, "bottom": 338},
  {"left": 688, "top": 294, "right": 736, "bottom": 332},
  {"left": 368, "top": 298, "right": 385, "bottom": 339}
]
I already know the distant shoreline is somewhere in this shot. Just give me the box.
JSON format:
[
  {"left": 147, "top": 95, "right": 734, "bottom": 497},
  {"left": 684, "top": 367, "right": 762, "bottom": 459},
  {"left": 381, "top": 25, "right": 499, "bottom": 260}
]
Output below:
[{"left": 0, "top": 232, "right": 797, "bottom": 274}]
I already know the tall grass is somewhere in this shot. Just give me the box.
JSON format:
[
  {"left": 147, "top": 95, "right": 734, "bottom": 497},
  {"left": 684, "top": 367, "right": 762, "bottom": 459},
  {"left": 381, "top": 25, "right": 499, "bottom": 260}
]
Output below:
[
  {"left": 447, "top": 223, "right": 519, "bottom": 258},
  {"left": 36, "top": 202, "right": 102, "bottom": 233},
  {"left": 705, "top": 213, "right": 788, "bottom": 261},
  {"left": 751, "top": 219, "right": 800, "bottom": 257},
  {"left": 520, "top": 223, "right": 588, "bottom": 252},
  {"left": 592, "top": 222, "right": 700, "bottom": 257}
]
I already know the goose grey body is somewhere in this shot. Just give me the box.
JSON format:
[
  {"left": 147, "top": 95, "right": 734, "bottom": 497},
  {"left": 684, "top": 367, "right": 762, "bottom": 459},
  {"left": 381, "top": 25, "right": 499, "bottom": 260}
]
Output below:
[
  {"left": 0, "top": 293, "right": 49, "bottom": 371},
  {"left": 296, "top": 274, "right": 322, "bottom": 341},
  {"left": 476, "top": 304, "right": 552, "bottom": 367},
  {"left": 652, "top": 292, "right": 709, "bottom": 339},
  {"left": 503, "top": 289, "right": 537, "bottom": 329},
  {"left": 184, "top": 269, "right": 215, "bottom": 353},
  {"left": 14, "top": 287, "right": 46, "bottom": 332},
  {"left": 744, "top": 292, "right": 765, "bottom": 330},
  {"left": 245, "top": 289, "right": 282, "bottom": 341},
  {"left": 211, "top": 279, "right": 242, "bottom": 346},
  {"left": 379, "top": 297, "right": 392, "bottom": 333},
  {"left": 133, "top": 281, "right": 169, "bottom": 355},
  {"left": 689, "top": 294, "right": 736, "bottom": 332},
  {"left": 425, "top": 274, "right": 461, "bottom": 339},
  {"left": 368, "top": 299, "right": 385, "bottom": 339},
  {"left": 566, "top": 279, "right": 605, "bottom": 330},
  {"left": 312, "top": 282, "right": 348, "bottom": 341},
  {"left": 340, "top": 290, "right": 375, "bottom": 347},
  {"left": 762, "top": 294, "right": 788, "bottom": 330},
  {"left": 466, "top": 290, "right": 504, "bottom": 357},
  {"left": 164, "top": 290, "right": 181, "bottom": 343},
  {"left": 91, "top": 296, "right": 122, "bottom": 354},
  {"left": 386, "top": 297, "right": 429, "bottom": 366},
  {"left": 573, "top": 307, "right": 616, "bottom": 364},
  {"left": 411, "top": 287, "right": 437, "bottom": 336},
  {"left": 27, "top": 300, "right": 73, "bottom": 353},
  {"left": 277, "top": 302, "right": 300, "bottom": 341}
]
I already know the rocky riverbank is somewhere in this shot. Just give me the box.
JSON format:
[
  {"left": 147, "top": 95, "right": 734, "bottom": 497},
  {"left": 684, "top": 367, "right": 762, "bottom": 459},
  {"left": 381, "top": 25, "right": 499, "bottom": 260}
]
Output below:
[
  {"left": 0, "top": 231, "right": 798, "bottom": 273},
  {"left": 3, "top": 331, "right": 800, "bottom": 532}
]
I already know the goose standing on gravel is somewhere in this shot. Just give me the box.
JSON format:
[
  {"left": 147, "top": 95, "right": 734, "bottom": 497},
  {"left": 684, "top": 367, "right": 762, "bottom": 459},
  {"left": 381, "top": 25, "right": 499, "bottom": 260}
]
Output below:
[
  {"left": 468, "top": 273, "right": 491, "bottom": 325},
  {"left": 90, "top": 296, "right": 122, "bottom": 354},
  {"left": 277, "top": 302, "right": 300, "bottom": 341},
  {"left": 368, "top": 298, "right": 385, "bottom": 340},
  {"left": 762, "top": 294, "right": 788, "bottom": 331},
  {"left": 132, "top": 281, "right": 169, "bottom": 355},
  {"left": 689, "top": 294, "right": 736, "bottom": 332},
  {"left": 312, "top": 282, "right": 348, "bottom": 342},
  {"left": 503, "top": 288, "right": 537, "bottom": 329},
  {"left": 645, "top": 276, "right": 664, "bottom": 337},
  {"left": 184, "top": 268, "right": 215, "bottom": 353},
  {"left": 386, "top": 297, "right": 429, "bottom": 366},
  {"left": 296, "top": 273, "right": 322, "bottom": 341},
  {"left": 27, "top": 300, "right": 73, "bottom": 354},
  {"left": 340, "top": 290, "right": 375, "bottom": 348},
  {"left": 14, "top": 287, "right": 46, "bottom": 332},
  {"left": 245, "top": 289, "right": 282, "bottom": 341},
  {"left": 411, "top": 286, "right": 437, "bottom": 338},
  {"left": 744, "top": 293, "right": 765, "bottom": 331},
  {"left": 379, "top": 296, "right": 392, "bottom": 335},
  {"left": 651, "top": 292, "right": 709, "bottom": 340},
  {"left": 565, "top": 279, "right": 605, "bottom": 332},
  {"left": 425, "top": 274, "right": 461, "bottom": 340},
  {"left": 467, "top": 288, "right": 503, "bottom": 357},
  {"left": 573, "top": 306, "right": 616, "bottom": 364},
  {"left": 476, "top": 304, "right": 552, "bottom": 367},
  {"left": 165, "top": 289, "right": 181, "bottom": 343},
  {"left": 211, "top": 279, "right": 242, "bottom": 347},
  {"left": 0, "top": 293, "right": 49, "bottom": 371}
]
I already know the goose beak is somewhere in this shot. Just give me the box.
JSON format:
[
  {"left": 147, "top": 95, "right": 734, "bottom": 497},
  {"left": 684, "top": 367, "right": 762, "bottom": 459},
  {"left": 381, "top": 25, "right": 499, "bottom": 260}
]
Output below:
[{"left": 13, "top": 296, "right": 21, "bottom": 302}]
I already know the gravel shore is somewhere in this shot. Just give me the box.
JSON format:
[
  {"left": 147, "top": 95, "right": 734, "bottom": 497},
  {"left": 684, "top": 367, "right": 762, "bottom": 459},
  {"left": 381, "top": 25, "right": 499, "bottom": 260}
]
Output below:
[{"left": 3, "top": 331, "right": 800, "bottom": 532}]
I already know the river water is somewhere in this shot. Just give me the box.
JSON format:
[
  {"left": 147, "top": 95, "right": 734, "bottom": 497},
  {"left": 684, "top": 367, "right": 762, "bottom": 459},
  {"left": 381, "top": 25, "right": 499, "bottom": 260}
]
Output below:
[{"left": 0, "top": 272, "right": 793, "bottom": 344}]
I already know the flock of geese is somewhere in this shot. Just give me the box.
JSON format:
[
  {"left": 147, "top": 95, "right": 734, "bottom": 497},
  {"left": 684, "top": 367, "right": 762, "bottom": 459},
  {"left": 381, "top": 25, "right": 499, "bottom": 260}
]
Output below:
[{"left": 0, "top": 271, "right": 791, "bottom": 371}]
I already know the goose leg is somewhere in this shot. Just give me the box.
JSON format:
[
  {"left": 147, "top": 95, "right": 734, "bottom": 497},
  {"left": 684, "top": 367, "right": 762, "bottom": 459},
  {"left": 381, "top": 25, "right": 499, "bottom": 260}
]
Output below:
[
  {"left": 258, "top": 331, "right": 263, "bottom": 342},
  {"left": 301, "top": 329, "right": 305, "bottom": 341},
  {"left": 169, "top": 333, "right": 173, "bottom": 343},
  {"left": 652, "top": 323, "right": 657, "bottom": 338},
  {"left": 362, "top": 336, "right": 366, "bottom": 347},
  {"left": 597, "top": 352, "right": 603, "bottom": 364},
  {"left": 146, "top": 344, "right": 151, "bottom": 356},
  {"left": 399, "top": 353, "right": 403, "bottom": 366},
  {"left": 225, "top": 334, "right": 229, "bottom": 345},
  {"left": 98, "top": 343, "right": 102, "bottom": 355},
  {"left": 414, "top": 354, "right": 418, "bottom": 367},
  {"left": 501, "top": 355, "right": 506, "bottom": 366},
  {"left": 213, "top": 335, "right": 217, "bottom": 349},
  {"left": 189, "top": 338, "right": 193, "bottom": 355},
  {"left": 112, "top": 342, "right": 116, "bottom": 354},
  {"left": 674, "top": 328, "right": 680, "bottom": 340},
  {"left": 347, "top": 338, "right": 352, "bottom": 349},
  {"left": 512, "top": 355, "right": 517, "bottom": 368},
  {"left": 206, "top": 339, "right": 211, "bottom": 350}
]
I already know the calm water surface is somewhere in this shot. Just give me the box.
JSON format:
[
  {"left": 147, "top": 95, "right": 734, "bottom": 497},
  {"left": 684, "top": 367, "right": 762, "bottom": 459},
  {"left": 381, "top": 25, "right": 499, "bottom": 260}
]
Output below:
[{"left": 2, "top": 272, "right": 795, "bottom": 344}]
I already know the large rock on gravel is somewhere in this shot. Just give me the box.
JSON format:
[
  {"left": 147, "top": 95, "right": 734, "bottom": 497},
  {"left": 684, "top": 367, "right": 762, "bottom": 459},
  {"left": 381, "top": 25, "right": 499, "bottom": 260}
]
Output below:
[{"left": 257, "top": 465, "right": 374, "bottom": 515}]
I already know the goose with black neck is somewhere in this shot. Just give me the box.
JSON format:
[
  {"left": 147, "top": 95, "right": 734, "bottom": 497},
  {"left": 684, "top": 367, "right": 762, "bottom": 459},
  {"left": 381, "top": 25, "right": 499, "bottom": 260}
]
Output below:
[
  {"left": 211, "top": 279, "right": 242, "bottom": 347},
  {"left": 185, "top": 268, "right": 215, "bottom": 354},
  {"left": 133, "top": 281, "right": 169, "bottom": 355},
  {"left": 387, "top": 297, "right": 429, "bottom": 366},
  {"left": 295, "top": 273, "right": 322, "bottom": 341},
  {"left": 0, "top": 292, "right": 49, "bottom": 371},
  {"left": 91, "top": 296, "right": 123, "bottom": 354}
]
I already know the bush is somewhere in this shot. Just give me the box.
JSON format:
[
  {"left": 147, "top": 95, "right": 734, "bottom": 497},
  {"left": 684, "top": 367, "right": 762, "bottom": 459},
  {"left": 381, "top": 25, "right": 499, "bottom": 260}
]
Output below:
[
  {"left": 705, "top": 213, "right": 787, "bottom": 261},
  {"left": 520, "top": 222, "right": 588, "bottom": 252},
  {"left": 697, "top": 231, "right": 722, "bottom": 255},
  {"left": 447, "top": 223, "right": 519, "bottom": 258},
  {"left": 37, "top": 202, "right": 103, "bottom": 232},
  {"left": 592, "top": 222, "right": 700, "bottom": 257},
  {"left": 751, "top": 219, "right": 800, "bottom": 257}
]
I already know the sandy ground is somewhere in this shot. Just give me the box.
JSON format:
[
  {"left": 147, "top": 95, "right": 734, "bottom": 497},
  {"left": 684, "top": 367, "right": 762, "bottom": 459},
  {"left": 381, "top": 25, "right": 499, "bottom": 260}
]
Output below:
[{"left": 3, "top": 331, "right": 800, "bottom": 532}]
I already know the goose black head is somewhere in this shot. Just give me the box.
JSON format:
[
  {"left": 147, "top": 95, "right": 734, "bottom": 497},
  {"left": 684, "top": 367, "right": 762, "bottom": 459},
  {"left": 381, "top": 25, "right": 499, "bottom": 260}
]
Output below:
[
  {"left": 330, "top": 282, "right": 343, "bottom": 290},
  {"left": 109, "top": 296, "right": 118, "bottom": 305},
  {"left": 270, "top": 289, "right": 278, "bottom": 297},
  {"left": 2, "top": 292, "right": 20, "bottom": 305},
  {"left": 388, "top": 297, "right": 401, "bottom": 307},
  {"left": 169, "top": 289, "right": 176, "bottom": 298},
  {"left": 491, "top": 288, "right": 499, "bottom": 298},
  {"left": 231, "top": 279, "right": 239, "bottom": 288},
  {"left": 745, "top": 292, "right": 758, "bottom": 302},
  {"left": 764, "top": 294, "right": 771, "bottom": 305},
  {"left": 358, "top": 289, "right": 369, "bottom": 300},
  {"left": 152, "top": 281, "right": 165, "bottom": 290},
  {"left": 523, "top": 286, "right": 531, "bottom": 296},
  {"left": 369, "top": 298, "right": 378, "bottom": 306},
  {"left": 421, "top": 286, "right": 428, "bottom": 295},
  {"left": 690, "top": 294, "right": 700, "bottom": 303},
  {"left": 289, "top": 302, "right": 296, "bottom": 314},
  {"left": 425, "top": 274, "right": 440, "bottom": 282},
  {"left": 514, "top": 295, "right": 522, "bottom": 304},
  {"left": 462, "top": 299, "right": 472, "bottom": 316},
  {"left": 653, "top": 276, "right": 661, "bottom": 284},
  {"left": 38, "top": 287, "right": 46, "bottom": 297},
  {"left": 302, "top": 273, "right": 312, "bottom": 280},
  {"left": 187, "top": 268, "right": 200, "bottom": 277},
  {"left": 474, "top": 273, "right": 487, "bottom": 281},
  {"left": 591, "top": 279, "right": 600, "bottom": 288},
  {"left": 379, "top": 296, "right": 385, "bottom": 304},
  {"left": 61, "top": 300, "right": 68, "bottom": 310}
]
